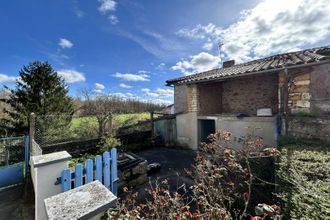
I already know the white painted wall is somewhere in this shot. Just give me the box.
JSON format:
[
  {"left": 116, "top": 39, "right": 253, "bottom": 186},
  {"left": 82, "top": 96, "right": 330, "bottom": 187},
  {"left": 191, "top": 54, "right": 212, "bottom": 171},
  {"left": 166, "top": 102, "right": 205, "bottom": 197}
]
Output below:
[
  {"left": 30, "top": 151, "right": 71, "bottom": 220},
  {"left": 215, "top": 116, "right": 278, "bottom": 147},
  {"left": 176, "top": 114, "right": 278, "bottom": 150},
  {"left": 176, "top": 112, "right": 198, "bottom": 150}
]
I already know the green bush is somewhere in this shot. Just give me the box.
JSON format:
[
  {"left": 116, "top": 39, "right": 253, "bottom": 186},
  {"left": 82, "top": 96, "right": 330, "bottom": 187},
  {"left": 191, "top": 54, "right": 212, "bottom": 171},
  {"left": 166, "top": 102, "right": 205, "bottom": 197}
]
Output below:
[
  {"left": 277, "top": 146, "right": 330, "bottom": 219},
  {"left": 99, "top": 135, "right": 121, "bottom": 152}
]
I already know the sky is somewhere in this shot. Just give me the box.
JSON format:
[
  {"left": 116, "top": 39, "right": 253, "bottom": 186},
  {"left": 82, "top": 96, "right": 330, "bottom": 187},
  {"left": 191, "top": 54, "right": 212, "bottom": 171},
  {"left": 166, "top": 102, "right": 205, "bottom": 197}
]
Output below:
[{"left": 0, "top": 0, "right": 330, "bottom": 104}]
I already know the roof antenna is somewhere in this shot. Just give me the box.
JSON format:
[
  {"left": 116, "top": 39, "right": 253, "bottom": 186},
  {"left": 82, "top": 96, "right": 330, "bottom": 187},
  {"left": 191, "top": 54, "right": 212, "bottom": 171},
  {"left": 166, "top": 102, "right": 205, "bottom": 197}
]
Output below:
[{"left": 218, "top": 42, "right": 224, "bottom": 67}]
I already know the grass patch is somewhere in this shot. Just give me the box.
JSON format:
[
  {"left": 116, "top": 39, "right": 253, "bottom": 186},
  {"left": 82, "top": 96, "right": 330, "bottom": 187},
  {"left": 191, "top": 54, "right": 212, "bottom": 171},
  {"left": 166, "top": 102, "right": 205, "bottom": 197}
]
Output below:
[{"left": 277, "top": 145, "right": 330, "bottom": 219}]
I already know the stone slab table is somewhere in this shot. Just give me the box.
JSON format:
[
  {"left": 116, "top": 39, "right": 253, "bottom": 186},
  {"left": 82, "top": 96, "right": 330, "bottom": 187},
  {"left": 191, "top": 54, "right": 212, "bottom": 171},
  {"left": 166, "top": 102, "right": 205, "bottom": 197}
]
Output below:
[{"left": 44, "top": 180, "right": 117, "bottom": 220}]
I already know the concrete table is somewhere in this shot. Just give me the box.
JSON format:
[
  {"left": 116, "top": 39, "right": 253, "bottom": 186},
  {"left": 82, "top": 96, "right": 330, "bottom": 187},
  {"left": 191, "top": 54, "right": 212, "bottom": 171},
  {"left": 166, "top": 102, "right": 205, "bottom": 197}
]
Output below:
[{"left": 44, "top": 181, "right": 117, "bottom": 220}]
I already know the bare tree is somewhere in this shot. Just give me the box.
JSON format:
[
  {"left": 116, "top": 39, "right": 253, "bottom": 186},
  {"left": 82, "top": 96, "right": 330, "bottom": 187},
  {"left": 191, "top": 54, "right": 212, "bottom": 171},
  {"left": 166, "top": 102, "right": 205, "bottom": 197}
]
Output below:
[
  {"left": 80, "top": 89, "right": 115, "bottom": 137},
  {"left": 78, "top": 88, "right": 168, "bottom": 136}
]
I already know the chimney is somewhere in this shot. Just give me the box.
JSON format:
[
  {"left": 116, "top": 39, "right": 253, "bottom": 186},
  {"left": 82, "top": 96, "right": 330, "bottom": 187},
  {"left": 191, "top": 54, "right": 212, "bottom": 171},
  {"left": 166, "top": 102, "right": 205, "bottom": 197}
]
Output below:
[{"left": 222, "top": 60, "right": 235, "bottom": 68}]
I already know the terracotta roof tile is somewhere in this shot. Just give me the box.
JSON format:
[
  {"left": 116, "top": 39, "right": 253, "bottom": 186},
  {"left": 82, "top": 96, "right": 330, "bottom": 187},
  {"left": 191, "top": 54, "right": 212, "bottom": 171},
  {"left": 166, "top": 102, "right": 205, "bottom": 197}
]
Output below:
[{"left": 166, "top": 45, "right": 330, "bottom": 85}]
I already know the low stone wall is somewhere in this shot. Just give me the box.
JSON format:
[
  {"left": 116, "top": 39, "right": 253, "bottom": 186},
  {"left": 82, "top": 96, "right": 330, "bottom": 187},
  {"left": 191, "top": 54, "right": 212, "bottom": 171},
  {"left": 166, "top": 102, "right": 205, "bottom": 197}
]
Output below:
[{"left": 285, "top": 116, "right": 330, "bottom": 141}]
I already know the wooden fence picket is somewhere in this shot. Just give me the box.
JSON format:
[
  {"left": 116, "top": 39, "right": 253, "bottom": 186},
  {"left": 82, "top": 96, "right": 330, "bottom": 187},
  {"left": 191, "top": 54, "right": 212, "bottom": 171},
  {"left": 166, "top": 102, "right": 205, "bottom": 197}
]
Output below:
[
  {"left": 57, "top": 149, "right": 118, "bottom": 195},
  {"left": 74, "top": 164, "right": 83, "bottom": 188},
  {"left": 110, "top": 148, "right": 118, "bottom": 195},
  {"left": 103, "top": 151, "right": 111, "bottom": 189},
  {"left": 85, "top": 159, "right": 93, "bottom": 183},
  {"left": 95, "top": 155, "right": 102, "bottom": 183},
  {"left": 61, "top": 169, "right": 71, "bottom": 192}
]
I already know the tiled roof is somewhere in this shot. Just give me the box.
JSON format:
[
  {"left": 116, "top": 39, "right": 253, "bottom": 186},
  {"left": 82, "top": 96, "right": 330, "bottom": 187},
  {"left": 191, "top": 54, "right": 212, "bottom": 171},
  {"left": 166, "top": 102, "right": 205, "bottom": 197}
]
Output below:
[{"left": 166, "top": 45, "right": 330, "bottom": 85}]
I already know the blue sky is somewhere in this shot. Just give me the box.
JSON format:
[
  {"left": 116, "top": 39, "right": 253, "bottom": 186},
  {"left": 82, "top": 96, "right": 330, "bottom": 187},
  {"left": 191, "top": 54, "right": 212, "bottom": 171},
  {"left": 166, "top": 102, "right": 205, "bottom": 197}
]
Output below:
[{"left": 1, "top": 0, "right": 329, "bottom": 104}]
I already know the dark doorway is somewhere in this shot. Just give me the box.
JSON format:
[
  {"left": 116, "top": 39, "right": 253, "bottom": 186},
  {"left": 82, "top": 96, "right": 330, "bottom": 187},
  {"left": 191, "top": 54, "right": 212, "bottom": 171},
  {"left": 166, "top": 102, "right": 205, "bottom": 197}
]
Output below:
[{"left": 199, "top": 119, "right": 216, "bottom": 143}]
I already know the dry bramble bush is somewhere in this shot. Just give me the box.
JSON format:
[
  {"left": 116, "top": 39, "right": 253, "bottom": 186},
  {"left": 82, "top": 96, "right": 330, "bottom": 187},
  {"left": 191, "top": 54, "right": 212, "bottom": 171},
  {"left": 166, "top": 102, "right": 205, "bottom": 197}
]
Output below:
[{"left": 107, "top": 130, "right": 281, "bottom": 220}]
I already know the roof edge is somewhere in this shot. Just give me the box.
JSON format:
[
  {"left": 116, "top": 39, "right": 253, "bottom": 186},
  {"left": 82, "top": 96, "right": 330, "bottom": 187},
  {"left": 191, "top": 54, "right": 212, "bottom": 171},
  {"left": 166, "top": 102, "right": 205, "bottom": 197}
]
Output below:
[{"left": 166, "top": 59, "right": 330, "bottom": 86}]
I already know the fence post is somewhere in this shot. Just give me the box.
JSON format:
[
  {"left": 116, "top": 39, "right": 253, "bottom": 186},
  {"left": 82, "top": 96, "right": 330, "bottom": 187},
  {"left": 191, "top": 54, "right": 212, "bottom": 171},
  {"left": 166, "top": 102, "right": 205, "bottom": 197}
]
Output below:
[
  {"left": 24, "top": 136, "right": 30, "bottom": 177},
  {"left": 150, "top": 111, "right": 154, "bottom": 138},
  {"left": 29, "top": 113, "right": 36, "bottom": 148},
  {"left": 30, "top": 151, "right": 71, "bottom": 220}
]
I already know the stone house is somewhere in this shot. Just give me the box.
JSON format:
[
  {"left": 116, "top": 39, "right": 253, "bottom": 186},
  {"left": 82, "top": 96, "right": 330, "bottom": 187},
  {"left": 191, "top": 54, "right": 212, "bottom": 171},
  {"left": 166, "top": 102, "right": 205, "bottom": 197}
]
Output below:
[{"left": 166, "top": 46, "right": 330, "bottom": 149}]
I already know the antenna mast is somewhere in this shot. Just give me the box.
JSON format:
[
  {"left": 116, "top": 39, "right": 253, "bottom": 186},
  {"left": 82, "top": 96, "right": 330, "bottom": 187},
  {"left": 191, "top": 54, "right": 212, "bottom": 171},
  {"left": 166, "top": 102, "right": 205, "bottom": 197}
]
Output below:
[{"left": 218, "top": 42, "right": 224, "bottom": 67}]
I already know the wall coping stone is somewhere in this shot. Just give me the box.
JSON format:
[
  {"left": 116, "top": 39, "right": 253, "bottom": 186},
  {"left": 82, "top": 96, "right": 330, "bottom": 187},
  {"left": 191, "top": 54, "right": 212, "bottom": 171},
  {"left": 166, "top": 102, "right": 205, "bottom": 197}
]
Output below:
[
  {"left": 31, "top": 151, "right": 72, "bottom": 168},
  {"left": 198, "top": 115, "right": 276, "bottom": 122},
  {"left": 44, "top": 180, "right": 117, "bottom": 220}
]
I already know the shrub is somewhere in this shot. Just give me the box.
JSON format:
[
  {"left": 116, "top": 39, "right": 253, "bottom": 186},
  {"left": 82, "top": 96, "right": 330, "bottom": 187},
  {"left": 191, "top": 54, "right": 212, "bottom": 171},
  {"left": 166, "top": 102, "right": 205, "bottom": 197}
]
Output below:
[
  {"left": 107, "top": 130, "right": 281, "bottom": 220},
  {"left": 277, "top": 146, "right": 330, "bottom": 219},
  {"left": 99, "top": 135, "right": 121, "bottom": 152}
]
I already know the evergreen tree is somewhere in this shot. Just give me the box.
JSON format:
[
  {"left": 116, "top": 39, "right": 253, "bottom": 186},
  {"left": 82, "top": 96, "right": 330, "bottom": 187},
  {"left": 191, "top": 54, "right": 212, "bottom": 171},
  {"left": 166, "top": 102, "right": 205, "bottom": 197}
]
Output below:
[{"left": 0, "top": 61, "right": 74, "bottom": 135}]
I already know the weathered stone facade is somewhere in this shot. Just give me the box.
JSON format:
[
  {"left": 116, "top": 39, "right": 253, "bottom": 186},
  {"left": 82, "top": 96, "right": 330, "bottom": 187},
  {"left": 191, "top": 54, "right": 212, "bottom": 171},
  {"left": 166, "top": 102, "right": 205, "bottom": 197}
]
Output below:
[
  {"left": 279, "top": 67, "right": 312, "bottom": 114},
  {"left": 286, "top": 116, "right": 330, "bottom": 141},
  {"left": 174, "top": 73, "right": 278, "bottom": 115},
  {"left": 220, "top": 73, "right": 278, "bottom": 115},
  {"left": 310, "top": 63, "right": 330, "bottom": 115},
  {"left": 277, "top": 63, "right": 330, "bottom": 115},
  {"left": 198, "top": 83, "right": 222, "bottom": 115},
  {"left": 173, "top": 63, "right": 330, "bottom": 145},
  {"left": 187, "top": 84, "right": 199, "bottom": 112},
  {"left": 174, "top": 84, "right": 188, "bottom": 113}
]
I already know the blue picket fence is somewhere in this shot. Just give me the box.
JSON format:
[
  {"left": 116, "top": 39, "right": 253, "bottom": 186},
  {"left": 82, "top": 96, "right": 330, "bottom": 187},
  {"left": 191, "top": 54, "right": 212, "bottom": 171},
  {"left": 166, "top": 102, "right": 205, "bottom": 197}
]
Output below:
[{"left": 55, "top": 148, "right": 118, "bottom": 196}]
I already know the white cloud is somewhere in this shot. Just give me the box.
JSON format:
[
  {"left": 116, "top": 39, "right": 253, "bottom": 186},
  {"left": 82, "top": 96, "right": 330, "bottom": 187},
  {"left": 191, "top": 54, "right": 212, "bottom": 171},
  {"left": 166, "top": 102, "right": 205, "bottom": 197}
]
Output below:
[
  {"left": 142, "top": 88, "right": 174, "bottom": 98},
  {"left": 94, "top": 89, "right": 103, "bottom": 94},
  {"left": 176, "top": 23, "right": 223, "bottom": 40},
  {"left": 110, "top": 92, "right": 127, "bottom": 98},
  {"left": 0, "top": 73, "right": 17, "bottom": 84},
  {"left": 57, "top": 69, "right": 85, "bottom": 83},
  {"left": 95, "top": 83, "right": 105, "bottom": 90},
  {"left": 108, "top": 15, "right": 119, "bottom": 25},
  {"left": 112, "top": 72, "right": 150, "bottom": 81},
  {"left": 176, "top": 0, "right": 330, "bottom": 63},
  {"left": 120, "top": 30, "right": 185, "bottom": 60},
  {"left": 203, "top": 42, "right": 214, "bottom": 51},
  {"left": 141, "top": 88, "right": 159, "bottom": 98},
  {"left": 119, "top": 83, "right": 132, "bottom": 88},
  {"left": 58, "top": 38, "right": 73, "bottom": 49},
  {"left": 172, "top": 52, "right": 221, "bottom": 75},
  {"left": 138, "top": 70, "right": 149, "bottom": 74},
  {"left": 156, "top": 63, "right": 165, "bottom": 69},
  {"left": 155, "top": 88, "right": 174, "bottom": 97},
  {"left": 98, "top": 0, "right": 116, "bottom": 13}
]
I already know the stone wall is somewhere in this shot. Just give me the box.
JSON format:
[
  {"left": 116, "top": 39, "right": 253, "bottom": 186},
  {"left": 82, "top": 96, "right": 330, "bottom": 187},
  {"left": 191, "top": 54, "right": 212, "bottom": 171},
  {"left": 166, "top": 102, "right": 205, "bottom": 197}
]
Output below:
[
  {"left": 286, "top": 116, "right": 330, "bottom": 141},
  {"left": 174, "top": 84, "right": 188, "bottom": 113},
  {"left": 278, "top": 67, "right": 312, "bottom": 114},
  {"left": 221, "top": 73, "right": 278, "bottom": 115},
  {"left": 187, "top": 84, "right": 199, "bottom": 112},
  {"left": 278, "top": 63, "right": 330, "bottom": 115},
  {"left": 310, "top": 63, "right": 330, "bottom": 115},
  {"left": 198, "top": 83, "right": 222, "bottom": 115}
]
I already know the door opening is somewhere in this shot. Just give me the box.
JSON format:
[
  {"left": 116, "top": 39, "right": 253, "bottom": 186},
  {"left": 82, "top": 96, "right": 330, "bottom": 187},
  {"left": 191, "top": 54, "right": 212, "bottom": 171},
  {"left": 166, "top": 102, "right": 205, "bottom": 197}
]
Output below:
[{"left": 199, "top": 119, "right": 216, "bottom": 143}]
